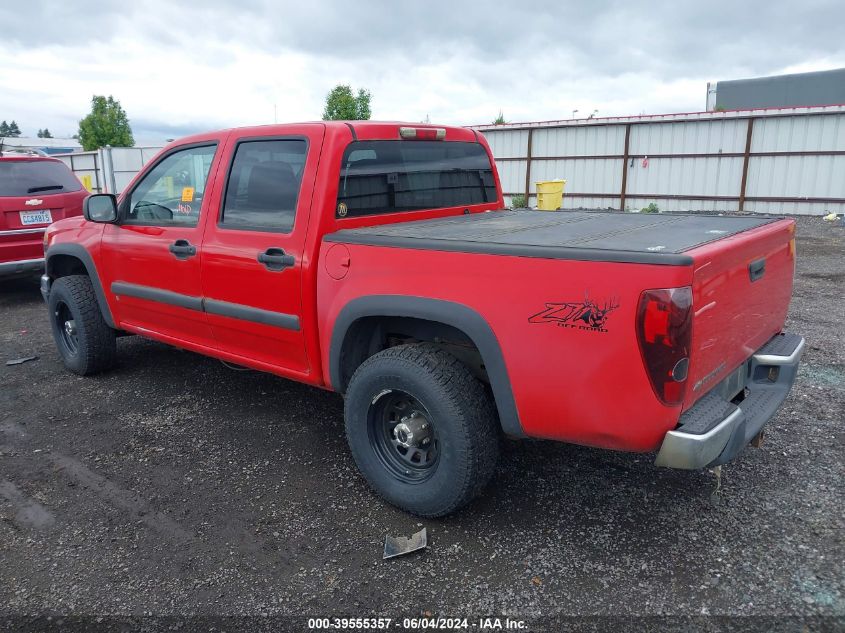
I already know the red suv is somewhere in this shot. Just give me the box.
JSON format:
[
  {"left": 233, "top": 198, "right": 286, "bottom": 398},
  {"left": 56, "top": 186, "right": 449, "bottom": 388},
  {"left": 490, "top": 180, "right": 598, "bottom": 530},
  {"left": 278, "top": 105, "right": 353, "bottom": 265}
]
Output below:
[{"left": 0, "top": 150, "right": 87, "bottom": 277}]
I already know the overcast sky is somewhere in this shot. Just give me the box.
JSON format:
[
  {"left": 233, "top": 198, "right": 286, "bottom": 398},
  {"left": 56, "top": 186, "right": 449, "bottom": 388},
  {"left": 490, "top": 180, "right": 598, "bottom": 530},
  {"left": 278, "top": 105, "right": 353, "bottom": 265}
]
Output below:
[{"left": 1, "top": 1, "right": 843, "bottom": 142}]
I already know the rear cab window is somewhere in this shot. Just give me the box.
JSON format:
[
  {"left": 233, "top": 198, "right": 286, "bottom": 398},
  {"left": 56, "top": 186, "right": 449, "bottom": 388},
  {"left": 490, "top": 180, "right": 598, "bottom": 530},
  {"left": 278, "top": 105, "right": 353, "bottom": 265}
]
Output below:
[
  {"left": 336, "top": 141, "right": 497, "bottom": 218},
  {"left": 0, "top": 160, "right": 82, "bottom": 197}
]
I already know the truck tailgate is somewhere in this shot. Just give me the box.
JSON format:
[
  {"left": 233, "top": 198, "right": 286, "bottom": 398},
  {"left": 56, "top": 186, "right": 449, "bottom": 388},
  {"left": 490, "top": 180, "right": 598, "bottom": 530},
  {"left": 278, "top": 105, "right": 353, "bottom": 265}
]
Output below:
[{"left": 684, "top": 218, "right": 796, "bottom": 410}]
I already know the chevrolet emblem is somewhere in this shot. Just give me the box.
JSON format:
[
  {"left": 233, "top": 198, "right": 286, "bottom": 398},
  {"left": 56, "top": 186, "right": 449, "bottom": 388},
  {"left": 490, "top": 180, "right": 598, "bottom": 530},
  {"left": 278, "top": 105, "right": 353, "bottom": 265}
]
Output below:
[{"left": 25, "top": 199, "right": 43, "bottom": 206}]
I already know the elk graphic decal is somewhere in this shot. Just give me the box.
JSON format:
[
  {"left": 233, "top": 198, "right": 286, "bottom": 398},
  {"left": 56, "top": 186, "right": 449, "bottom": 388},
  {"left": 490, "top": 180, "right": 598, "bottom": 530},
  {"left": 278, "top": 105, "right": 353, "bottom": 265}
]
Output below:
[{"left": 529, "top": 294, "right": 620, "bottom": 332}]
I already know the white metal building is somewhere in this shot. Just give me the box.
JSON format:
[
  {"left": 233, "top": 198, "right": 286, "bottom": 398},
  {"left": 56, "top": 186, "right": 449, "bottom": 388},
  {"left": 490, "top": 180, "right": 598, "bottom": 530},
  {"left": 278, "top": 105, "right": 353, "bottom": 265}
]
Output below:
[
  {"left": 707, "top": 68, "right": 845, "bottom": 111},
  {"left": 0, "top": 136, "right": 81, "bottom": 155},
  {"left": 473, "top": 104, "right": 845, "bottom": 215}
]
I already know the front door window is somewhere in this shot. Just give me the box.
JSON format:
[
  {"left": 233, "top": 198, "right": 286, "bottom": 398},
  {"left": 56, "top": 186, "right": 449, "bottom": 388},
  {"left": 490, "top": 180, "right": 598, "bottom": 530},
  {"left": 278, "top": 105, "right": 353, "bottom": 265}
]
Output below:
[{"left": 125, "top": 145, "right": 217, "bottom": 226}]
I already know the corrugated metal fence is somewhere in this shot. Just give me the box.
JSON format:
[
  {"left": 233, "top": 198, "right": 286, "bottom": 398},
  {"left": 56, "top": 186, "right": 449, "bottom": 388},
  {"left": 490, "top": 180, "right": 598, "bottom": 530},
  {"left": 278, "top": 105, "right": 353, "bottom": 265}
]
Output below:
[
  {"left": 55, "top": 146, "right": 163, "bottom": 194},
  {"left": 473, "top": 105, "right": 845, "bottom": 215}
]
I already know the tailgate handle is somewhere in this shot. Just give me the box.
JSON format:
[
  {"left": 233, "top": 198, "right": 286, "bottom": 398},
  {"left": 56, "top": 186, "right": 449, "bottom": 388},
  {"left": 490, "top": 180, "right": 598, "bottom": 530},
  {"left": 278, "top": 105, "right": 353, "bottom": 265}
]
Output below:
[{"left": 749, "top": 258, "right": 766, "bottom": 282}]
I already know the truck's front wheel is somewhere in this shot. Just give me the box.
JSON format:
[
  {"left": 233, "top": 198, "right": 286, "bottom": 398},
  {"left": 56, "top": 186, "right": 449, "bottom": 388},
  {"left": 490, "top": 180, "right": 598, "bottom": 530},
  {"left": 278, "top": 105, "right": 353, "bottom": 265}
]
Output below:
[
  {"left": 48, "top": 275, "right": 116, "bottom": 375},
  {"left": 344, "top": 344, "right": 499, "bottom": 517}
]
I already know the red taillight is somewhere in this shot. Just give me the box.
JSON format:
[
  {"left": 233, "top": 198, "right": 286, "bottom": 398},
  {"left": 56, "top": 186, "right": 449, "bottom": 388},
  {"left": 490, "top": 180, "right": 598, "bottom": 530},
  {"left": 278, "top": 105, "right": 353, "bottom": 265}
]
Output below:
[
  {"left": 636, "top": 286, "right": 693, "bottom": 406},
  {"left": 398, "top": 127, "right": 446, "bottom": 140}
]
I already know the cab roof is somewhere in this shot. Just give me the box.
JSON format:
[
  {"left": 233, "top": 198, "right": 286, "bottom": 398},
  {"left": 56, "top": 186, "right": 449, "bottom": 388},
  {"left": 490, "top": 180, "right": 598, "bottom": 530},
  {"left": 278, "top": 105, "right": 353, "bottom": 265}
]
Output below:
[{"left": 168, "top": 121, "right": 480, "bottom": 147}]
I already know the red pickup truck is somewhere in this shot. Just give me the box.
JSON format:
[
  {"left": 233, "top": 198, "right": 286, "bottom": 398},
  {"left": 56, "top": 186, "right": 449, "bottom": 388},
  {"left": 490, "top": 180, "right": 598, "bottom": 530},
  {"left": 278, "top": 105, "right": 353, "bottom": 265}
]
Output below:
[{"left": 41, "top": 122, "right": 804, "bottom": 517}]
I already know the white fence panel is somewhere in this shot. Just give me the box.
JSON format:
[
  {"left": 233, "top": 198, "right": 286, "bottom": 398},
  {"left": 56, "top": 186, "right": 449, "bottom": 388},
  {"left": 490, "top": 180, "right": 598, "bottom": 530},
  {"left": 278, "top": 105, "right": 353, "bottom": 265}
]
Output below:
[
  {"left": 474, "top": 105, "right": 845, "bottom": 214},
  {"left": 107, "top": 147, "right": 164, "bottom": 193},
  {"left": 746, "top": 154, "right": 845, "bottom": 203},
  {"left": 626, "top": 156, "right": 744, "bottom": 197},
  {"left": 752, "top": 114, "right": 845, "bottom": 152},
  {"left": 532, "top": 125, "right": 625, "bottom": 157},
  {"left": 629, "top": 119, "right": 747, "bottom": 154},
  {"left": 55, "top": 152, "right": 101, "bottom": 192},
  {"left": 531, "top": 158, "right": 621, "bottom": 195},
  {"left": 496, "top": 160, "right": 527, "bottom": 204},
  {"left": 55, "top": 146, "right": 164, "bottom": 194},
  {"left": 483, "top": 129, "right": 528, "bottom": 159}
]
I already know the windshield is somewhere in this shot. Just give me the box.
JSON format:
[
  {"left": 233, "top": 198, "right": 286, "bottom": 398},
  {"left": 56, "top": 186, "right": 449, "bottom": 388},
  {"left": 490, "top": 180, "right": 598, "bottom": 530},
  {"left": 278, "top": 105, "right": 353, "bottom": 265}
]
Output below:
[{"left": 0, "top": 160, "right": 83, "bottom": 196}]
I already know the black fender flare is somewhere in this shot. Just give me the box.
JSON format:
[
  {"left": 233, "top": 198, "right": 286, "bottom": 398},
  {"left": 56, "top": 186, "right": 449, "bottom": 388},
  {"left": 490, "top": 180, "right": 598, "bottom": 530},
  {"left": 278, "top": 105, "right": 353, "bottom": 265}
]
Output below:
[
  {"left": 45, "top": 244, "right": 116, "bottom": 328},
  {"left": 329, "top": 295, "right": 524, "bottom": 437}
]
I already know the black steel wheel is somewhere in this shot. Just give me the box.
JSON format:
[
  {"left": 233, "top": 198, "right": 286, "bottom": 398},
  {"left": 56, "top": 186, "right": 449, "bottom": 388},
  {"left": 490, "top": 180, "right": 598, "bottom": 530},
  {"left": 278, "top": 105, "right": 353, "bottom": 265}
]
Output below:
[
  {"left": 54, "top": 300, "right": 79, "bottom": 357},
  {"left": 47, "top": 275, "right": 116, "bottom": 375},
  {"left": 368, "top": 390, "right": 440, "bottom": 484},
  {"left": 344, "top": 344, "right": 499, "bottom": 517}
]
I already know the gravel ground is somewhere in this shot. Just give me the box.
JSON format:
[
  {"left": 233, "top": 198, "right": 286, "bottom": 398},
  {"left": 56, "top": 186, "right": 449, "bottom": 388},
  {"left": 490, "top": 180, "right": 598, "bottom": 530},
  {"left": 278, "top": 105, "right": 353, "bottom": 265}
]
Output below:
[{"left": 0, "top": 215, "right": 842, "bottom": 630}]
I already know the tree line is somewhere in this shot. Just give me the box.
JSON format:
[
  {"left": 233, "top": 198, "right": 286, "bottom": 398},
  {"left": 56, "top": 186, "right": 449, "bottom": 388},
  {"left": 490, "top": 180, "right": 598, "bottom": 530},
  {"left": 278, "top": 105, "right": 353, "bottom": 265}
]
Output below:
[
  {"left": 0, "top": 121, "right": 56, "bottom": 138},
  {"left": 0, "top": 121, "right": 22, "bottom": 137},
  {"left": 2, "top": 95, "right": 135, "bottom": 151},
  {"left": 4, "top": 87, "right": 517, "bottom": 149},
  {"left": 5, "top": 86, "right": 514, "bottom": 151}
]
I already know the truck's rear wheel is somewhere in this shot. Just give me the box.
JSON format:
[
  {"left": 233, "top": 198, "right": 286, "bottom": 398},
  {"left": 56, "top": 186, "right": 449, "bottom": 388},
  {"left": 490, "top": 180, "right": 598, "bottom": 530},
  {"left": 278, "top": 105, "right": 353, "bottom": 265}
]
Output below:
[
  {"left": 48, "top": 275, "right": 116, "bottom": 376},
  {"left": 344, "top": 344, "right": 499, "bottom": 517}
]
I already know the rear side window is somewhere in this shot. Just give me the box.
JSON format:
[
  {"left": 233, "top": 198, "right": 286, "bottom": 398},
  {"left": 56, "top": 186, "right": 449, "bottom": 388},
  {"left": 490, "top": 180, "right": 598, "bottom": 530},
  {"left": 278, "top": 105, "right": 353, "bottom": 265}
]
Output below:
[
  {"left": 221, "top": 139, "right": 307, "bottom": 232},
  {"left": 336, "top": 141, "right": 497, "bottom": 218},
  {"left": 0, "top": 160, "right": 83, "bottom": 196}
]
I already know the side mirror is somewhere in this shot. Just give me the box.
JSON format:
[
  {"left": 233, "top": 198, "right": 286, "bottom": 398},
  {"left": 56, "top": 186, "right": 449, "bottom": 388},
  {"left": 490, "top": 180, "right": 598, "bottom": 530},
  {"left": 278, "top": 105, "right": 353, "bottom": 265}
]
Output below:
[{"left": 83, "top": 194, "right": 119, "bottom": 223}]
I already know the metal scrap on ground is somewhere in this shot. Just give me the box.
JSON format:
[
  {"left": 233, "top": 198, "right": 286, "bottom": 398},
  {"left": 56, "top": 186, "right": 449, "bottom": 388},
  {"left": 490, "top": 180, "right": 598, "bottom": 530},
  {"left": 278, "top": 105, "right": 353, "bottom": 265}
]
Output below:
[
  {"left": 5, "top": 355, "right": 38, "bottom": 366},
  {"left": 383, "top": 528, "right": 427, "bottom": 560}
]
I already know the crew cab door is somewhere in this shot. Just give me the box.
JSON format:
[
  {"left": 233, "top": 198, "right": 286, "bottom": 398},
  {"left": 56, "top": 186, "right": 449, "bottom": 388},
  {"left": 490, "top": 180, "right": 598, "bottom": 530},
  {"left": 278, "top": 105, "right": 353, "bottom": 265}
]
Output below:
[
  {"left": 100, "top": 140, "right": 224, "bottom": 348},
  {"left": 200, "top": 126, "right": 324, "bottom": 375}
]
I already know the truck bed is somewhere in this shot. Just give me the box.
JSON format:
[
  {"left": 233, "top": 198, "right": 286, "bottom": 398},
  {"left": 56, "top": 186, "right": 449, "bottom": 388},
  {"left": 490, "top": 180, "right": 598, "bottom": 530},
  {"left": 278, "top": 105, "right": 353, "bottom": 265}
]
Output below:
[{"left": 325, "top": 210, "right": 778, "bottom": 265}]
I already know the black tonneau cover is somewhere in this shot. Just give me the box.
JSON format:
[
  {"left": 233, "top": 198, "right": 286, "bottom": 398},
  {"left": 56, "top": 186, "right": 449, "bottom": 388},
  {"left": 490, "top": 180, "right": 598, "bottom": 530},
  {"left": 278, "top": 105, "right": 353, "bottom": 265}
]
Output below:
[{"left": 325, "top": 211, "right": 778, "bottom": 266}]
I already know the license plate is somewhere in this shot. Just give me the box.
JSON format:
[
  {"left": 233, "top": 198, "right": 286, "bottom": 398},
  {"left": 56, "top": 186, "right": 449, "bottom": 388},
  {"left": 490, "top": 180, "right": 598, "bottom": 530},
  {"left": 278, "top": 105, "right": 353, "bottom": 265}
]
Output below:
[
  {"left": 717, "top": 362, "right": 748, "bottom": 400},
  {"left": 19, "top": 210, "right": 53, "bottom": 226}
]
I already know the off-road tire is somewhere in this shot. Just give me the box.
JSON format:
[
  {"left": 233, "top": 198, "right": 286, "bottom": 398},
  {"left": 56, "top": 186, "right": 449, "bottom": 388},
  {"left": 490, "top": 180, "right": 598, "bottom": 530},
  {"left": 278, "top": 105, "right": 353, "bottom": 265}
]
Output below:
[
  {"left": 344, "top": 344, "right": 500, "bottom": 517},
  {"left": 48, "top": 275, "right": 116, "bottom": 375}
]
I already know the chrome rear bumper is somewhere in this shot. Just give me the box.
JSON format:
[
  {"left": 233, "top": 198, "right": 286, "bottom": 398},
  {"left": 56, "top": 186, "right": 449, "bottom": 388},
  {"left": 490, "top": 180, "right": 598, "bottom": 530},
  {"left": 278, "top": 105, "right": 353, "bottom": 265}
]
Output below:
[{"left": 655, "top": 333, "right": 805, "bottom": 470}]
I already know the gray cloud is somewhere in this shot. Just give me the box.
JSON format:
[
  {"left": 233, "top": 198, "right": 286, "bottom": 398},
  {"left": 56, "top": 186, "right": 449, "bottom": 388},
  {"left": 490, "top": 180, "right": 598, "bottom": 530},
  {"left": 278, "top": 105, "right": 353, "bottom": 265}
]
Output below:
[
  {"left": 0, "top": 0, "right": 843, "bottom": 139},
  {"left": 129, "top": 119, "right": 207, "bottom": 143},
  {"left": 5, "top": 0, "right": 841, "bottom": 75}
]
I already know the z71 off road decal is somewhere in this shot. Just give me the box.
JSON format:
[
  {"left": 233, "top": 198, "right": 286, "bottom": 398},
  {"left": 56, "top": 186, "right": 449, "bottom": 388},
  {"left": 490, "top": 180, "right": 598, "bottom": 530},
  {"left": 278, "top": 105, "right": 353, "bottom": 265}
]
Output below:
[{"left": 529, "top": 295, "right": 619, "bottom": 333}]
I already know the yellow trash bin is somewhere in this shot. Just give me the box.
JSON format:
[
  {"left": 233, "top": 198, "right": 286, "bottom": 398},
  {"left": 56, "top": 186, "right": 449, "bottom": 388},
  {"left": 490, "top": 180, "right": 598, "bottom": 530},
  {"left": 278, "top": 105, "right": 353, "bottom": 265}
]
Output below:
[{"left": 535, "top": 179, "right": 566, "bottom": 210}]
